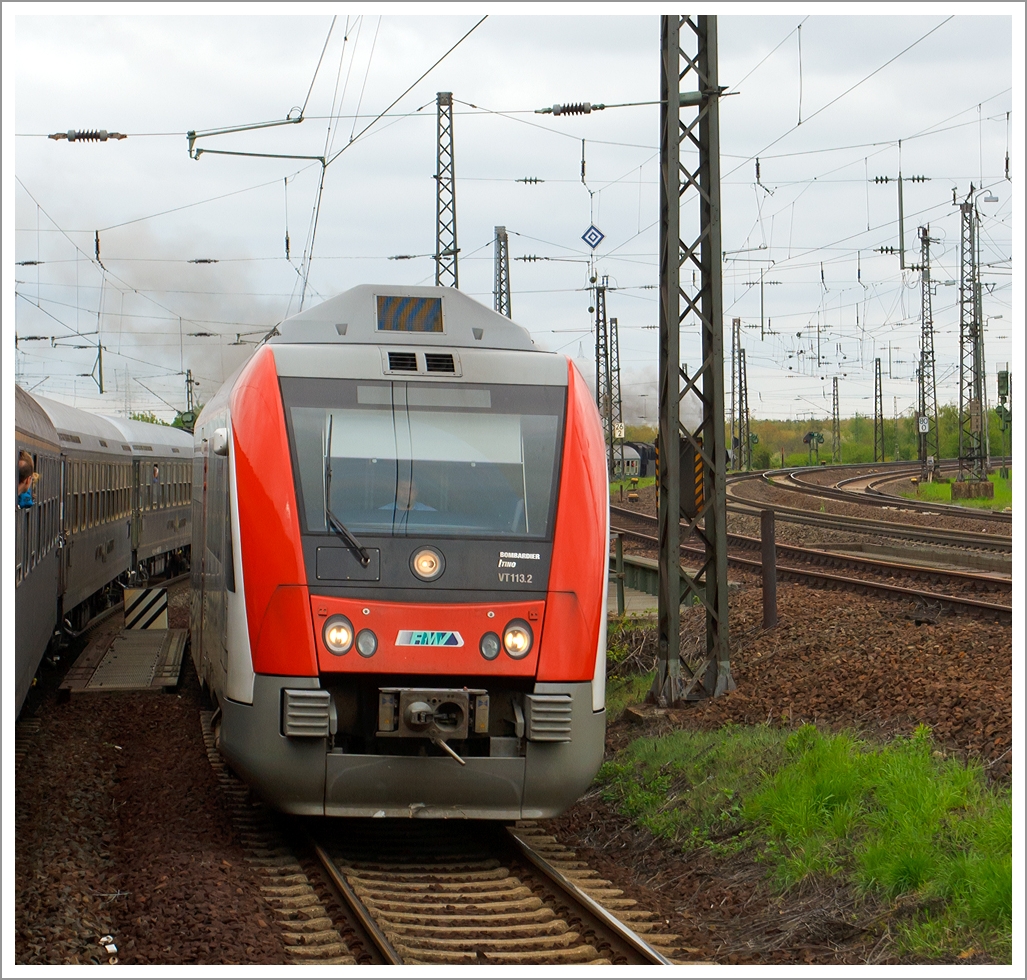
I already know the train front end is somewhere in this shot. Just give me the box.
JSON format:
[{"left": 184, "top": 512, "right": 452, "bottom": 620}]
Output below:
[{"left": 196, "top": 285, "right": 609, "bottom": 818}]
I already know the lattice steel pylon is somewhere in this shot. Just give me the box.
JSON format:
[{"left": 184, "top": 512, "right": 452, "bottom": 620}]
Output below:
[
  {"left": 738, "top": 349, "right": 750, "bottom": 470},
  {"left": 594, "top": 283, "right": 615, "bottom": 473},
  {"left": 873, "top": 358, "right": 885, "bottom": 462},
  {"left": 493, "top": 226, "right": 511, "bottom": 317},
  {"left": 958, "top": 193, "right": 985, "bottom": 481},
  {"left": 434, "top": 92, "right": 459, "bottom": 288},
  {"left": 917, "top": 225, "right": 940, "bottom": 480},
  {"left": 655, "top": 15, "right": 732, "bottom": 704},
  {"left": 832, "top": 376, "right": 840, "bottom": 463},
  {"left": 610, "top": 315, "right": 626, "bottom": 478}
]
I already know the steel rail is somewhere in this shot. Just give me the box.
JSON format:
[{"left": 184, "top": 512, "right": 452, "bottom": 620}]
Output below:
[
  {"left": 610, "top": 520, "right": 1012, "bottom": 621},
  {"left": 721, "top": 497, "right": 1012, "bottom": 551},
  {"left": 309, "top": 826, "right": 673, "bottom": 966},
  {"left": 505, "top": 828, "right": 671, "bottom": 966},
  {"left": 613, "top": 505, "right": 1011, "bottom": 589},
  {"left": 310, "top": 839, "right": 402, "bottom": 965},
  {"left": 757, "top": 464, "right": 1011, "bottom": 524},
  {"left": 727, "top": 529, "right": 1010, "bottom": 591}
]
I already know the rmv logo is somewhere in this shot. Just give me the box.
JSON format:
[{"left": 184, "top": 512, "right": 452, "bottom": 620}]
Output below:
[{"left": 395, "top": 630, "right": 465, "bottom": 647}]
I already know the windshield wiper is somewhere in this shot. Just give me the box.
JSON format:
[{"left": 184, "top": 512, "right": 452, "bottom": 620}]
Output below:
[{"left": 324, "top": 416, "right": 371, "bottom": 567}]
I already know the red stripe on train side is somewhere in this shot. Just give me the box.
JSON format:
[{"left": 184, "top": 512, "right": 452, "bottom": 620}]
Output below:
[
  {"left": 230, "top": 346, "right": 317, "bottom": 676},
  {"left": 537, "top": 359, "right": 608, "bottom": 682}
]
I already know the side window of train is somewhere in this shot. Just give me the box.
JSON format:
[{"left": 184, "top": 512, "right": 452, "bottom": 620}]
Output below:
[{"left": 70, "top": 461, "right": 77, "bottom": 533}]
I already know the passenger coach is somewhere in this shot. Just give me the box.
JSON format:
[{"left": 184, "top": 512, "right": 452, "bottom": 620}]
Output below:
[{"left": 192, "top": 284, "right": 610, "bottom": 819}]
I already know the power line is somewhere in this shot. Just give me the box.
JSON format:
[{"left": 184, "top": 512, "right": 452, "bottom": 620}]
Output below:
[
  {"left": 325, "top": 16, "right": 487, "bottom": 168},
  {"left": 723, "top": 16, "right": 956, "bottom": 180}
]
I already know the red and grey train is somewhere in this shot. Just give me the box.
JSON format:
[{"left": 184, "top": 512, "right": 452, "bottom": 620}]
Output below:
[{"left": 191, "top": 284, "right": 610, "bottom": 818}]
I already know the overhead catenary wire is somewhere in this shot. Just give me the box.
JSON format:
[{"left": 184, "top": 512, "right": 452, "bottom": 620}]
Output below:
[{"left": 724, "top": 16, "right": 956, "bottom": 181}]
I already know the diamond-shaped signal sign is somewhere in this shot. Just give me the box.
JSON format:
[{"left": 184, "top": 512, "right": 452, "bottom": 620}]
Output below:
[{"left": 581, "top": 224, "right": 605, "bottom": 250}]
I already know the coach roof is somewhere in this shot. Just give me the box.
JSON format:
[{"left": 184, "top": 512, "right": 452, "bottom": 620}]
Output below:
[{"left": 268, "top": 284, "right": 537, "bottom": 352}]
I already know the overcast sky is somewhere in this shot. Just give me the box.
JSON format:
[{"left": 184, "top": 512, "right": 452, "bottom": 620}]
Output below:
[{"left": 4, "top": 4, "right": 1022, "bottom": 427}]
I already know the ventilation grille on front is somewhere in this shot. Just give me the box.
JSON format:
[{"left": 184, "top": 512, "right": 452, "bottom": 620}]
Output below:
[
  {"left": 425, "top": 352, "right": 456, "bottom": 373},
  {"left": 58, "top": 432, "right": 82, "bottom": 444},
  {"left": 283, "top": 689, "right": 331, "bottom": 738},
  {"left": 524, "top": 694, "right": 573, "bottom": 742},
  {"left": 388, "top": 351, "right": 419, "bottom": 372}
]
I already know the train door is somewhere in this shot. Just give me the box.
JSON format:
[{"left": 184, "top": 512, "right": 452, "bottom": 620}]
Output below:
[
  {"left": 131, "top": 459, "right": 141, "bottom": 575},
  {"left": 196, "top": 444, "right": 209, "bottom": 686}
]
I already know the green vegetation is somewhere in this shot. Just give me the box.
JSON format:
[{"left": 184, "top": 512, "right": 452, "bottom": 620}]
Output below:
[
  {"left": 605, "top": 672, "right": 655, "bottom": 723},
  {"left": 598, "top": 721, "right": 1012, "bottom": 961},
  {"left": 609, "top": 475, "right": 655, "bottom": 496},
  {"left": 740, "top": 403, "right": 1009, "bottom": 468},
  {"left": 899, "top": 473, "right": 1012, "bottom": 511},
  {"left": 129, "top": 410, "right": 169, "bottom": 426}
]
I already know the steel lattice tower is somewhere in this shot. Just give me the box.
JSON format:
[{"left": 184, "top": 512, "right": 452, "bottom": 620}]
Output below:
[
  {"left": 594, "top": 284, "right": 614, "bottom": 471},
  {"left": 493, "top": 226, "right": 511, "bottom": 317},
  {"left": 832, "top": 376, "right": 840, "bottom": 463},
  {"left": 873, "top": 358, "right": 885, "bottom": 462},
  {"left": 610, "top": 316, "right": 626, "bottom": 478},
  {"left": 958, "top": 195, "right": 985, "bottom": 481},
  {"left": 655, "top": 15, "right": 732, "bottom": 704},
  {"left": 434, "top": 92, "right": 458, "bottom": 288},
  {"left": 738, "top": 349, "right": 750, "bottom": 470},
  {"left": 917, "top": 225, "right": 940, "bottom": 480}
]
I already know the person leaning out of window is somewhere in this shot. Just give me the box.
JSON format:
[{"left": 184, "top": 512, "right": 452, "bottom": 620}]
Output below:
[{"left": 17, "top": 452, "right": 36, "bottom": 508}]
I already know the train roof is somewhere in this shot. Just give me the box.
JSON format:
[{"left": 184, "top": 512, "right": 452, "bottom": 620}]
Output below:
[
  {"left": 34, "top": 394, "right": 130, "bottom": 454},
  {"left": 268, "top": 284, "right": 537, "bottom": 352},
  {"left": 98, "top": 415, "right": 194, "bottom": 456},
  {"left": 15, "top": 386, "right": 60, "bottom": 449},
  {"left": 31, "top": 394, "right": 193, "bottom": 456}
]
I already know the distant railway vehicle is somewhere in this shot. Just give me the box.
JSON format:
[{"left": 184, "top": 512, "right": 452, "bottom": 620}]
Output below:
[
  {"left": 14, "top": 386, "right": 192, "bottom": 713},
  {"left": 191, "top": 285, "right": 609, "bottom": 819}
]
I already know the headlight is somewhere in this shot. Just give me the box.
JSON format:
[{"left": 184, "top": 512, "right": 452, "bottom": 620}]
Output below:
[
  {"left": 503, "top": 620, "right": 533, "bottom": 659},
  {"left": 479, "top": 632, "right": 501, "bottom": 661},
  {"left": 410, "top": 546, "right": 445, "bottom": 581},
  {"left": 323, "top": 615, "right": 354, "bottom": 655},
  {"left": 356, "top": 629, "right": 378, "bottom": 658}
]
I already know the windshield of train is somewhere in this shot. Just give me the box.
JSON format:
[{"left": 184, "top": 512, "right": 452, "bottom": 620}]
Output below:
[{"left": 282, "top": 379, "right": 565, "bottom": 539}]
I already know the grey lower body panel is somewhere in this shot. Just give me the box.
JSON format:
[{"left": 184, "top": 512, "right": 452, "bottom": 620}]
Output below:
[{"left": 219, "top": 675, "right": 605, "bottom": 819}]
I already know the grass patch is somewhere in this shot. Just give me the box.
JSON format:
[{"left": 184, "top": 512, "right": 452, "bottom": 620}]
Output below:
[
  {"left": 610, "top": 475, "right": 655, "bottom": 497},
  {"left": 605, "top": 672, "right": 655, "bottom": 723},
  {"left": 598, "top": 719, "right": 1012, "bottom": 961},
  {"left": 900, "top": 473, "right": 1012, "bottom": 511},
  {"left": 598, "top": 724, "right": 792, "bottom": 851}
]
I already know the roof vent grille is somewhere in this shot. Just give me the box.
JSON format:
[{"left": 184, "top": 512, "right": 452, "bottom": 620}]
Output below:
[
  {"left": 388, "top": 351, "right": 418, "bottom": 372},
  {"left": 425, "top": 352, "right": 456, "bottom": 373}
]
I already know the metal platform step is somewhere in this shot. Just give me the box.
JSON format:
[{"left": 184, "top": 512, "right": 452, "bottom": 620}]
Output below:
[{"left": 60, "top": 629, "right": 187, "bottom": 694}]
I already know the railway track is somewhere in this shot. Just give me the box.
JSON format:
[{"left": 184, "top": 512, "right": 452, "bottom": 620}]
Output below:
[
  {"left": 733, "top": 463, "right": 1012, "bottom": 529},
  {"left": 308, "top": 819, "right": 678, "bottom": 965},
  {"left": 199, "top": 711, "right": 687, "bottom": 966},
  {"left": 610, "top": 508, "right": 1012, "bottom": 622},
  {"left": 722, "top": 490, "right": 1011, "bottom": 553}
]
